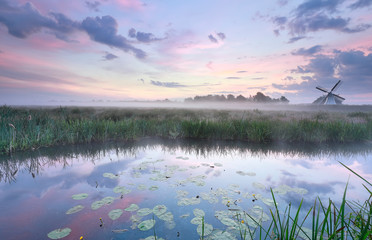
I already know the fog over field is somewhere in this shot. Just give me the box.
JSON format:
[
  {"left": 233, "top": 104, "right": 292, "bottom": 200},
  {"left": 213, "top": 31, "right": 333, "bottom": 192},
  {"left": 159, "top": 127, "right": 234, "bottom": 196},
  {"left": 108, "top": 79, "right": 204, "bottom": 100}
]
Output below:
[{"left": 13, "top": 101, "right": 372, "bottom": 113}]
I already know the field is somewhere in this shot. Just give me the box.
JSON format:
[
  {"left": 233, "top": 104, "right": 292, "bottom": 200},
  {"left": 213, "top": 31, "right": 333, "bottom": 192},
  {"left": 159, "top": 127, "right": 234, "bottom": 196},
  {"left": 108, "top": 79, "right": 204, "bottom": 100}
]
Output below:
[{"left": 1, "top": 103, "right": 372, "bottom": 155}]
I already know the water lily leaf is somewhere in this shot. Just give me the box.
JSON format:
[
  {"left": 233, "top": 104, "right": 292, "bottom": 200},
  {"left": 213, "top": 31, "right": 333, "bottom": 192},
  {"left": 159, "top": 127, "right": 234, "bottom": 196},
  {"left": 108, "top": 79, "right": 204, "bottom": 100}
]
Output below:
[
  {"left": 193, "top": 208, "right": 205, "bottom": 217},
  {"left": 236, "top": 171, "right": 256, "bottom": 176},
  {"left": 210, "top": 230, "right": 235, "bottom": 239},
  {"left": 103, "top": 172, "right": 118, "bottom": 179},
  {"left": 66, "top": 205, "right": 84, "bottom": 214},
  {"left": 102, "top": 196, "right": 115, "bottom": 204},
  {"left": 138, "top": 219, "right": 156, "bottom": 231},
  {"left": 252, "top": 182, "right": 266, "bottom": 190},
  {"left": 71, "top": 193, "right": 88, "bottom": 200},
  {"left": 137, "top": 184, "right": 147, "bottom": 190},
  {"left": 180, "top": 213, "right": 190, "bottom": 218},
  {"left": 153, "top": 205, "right": 167, "bottom": 216},
  {"left": 219, "top": 217, "right": 237, "bottom": 227},
  {"left": 214, "top": 163, "right": 223, "bottom": 167},
  {"left": 137, "top": 208, "right": 153, "bottom": 216},
  {"left": 144, "top": 236, "right": 165, "bottom": 240},
  {"left": 149, "top": 186, "right": 159, "bottom": 191},
  {"left": 197, "top": 223, "right": 213, "bottom": 236},
  {"left": 112, "top": 229, "right": 128, "bottom": 233},
  {"left": 113, "top": 186, "right": 131, "bottom": 194},
  {"left": 177, "top": 197, "right": 201, "bottom": 206},
  {"left": 109, "top": 209, "right": 123, "bottom": 220},
  {"left": 158, "top": 212, "right": 173, "bottom": 221},
  {"left": 190, "top": 216, "right": 203, "bottom": 225},
  {"left": 47, "top": 228, "right": 71, "bottom": 239},
  {"left": 165, "top": 220, "right": 176, "bottom": 229},
  {"left": 91, "top": 200, "right": 105, "bottom": 210},
  {"left": 125, "top": 204, "right": 139, "bottom": 212}
]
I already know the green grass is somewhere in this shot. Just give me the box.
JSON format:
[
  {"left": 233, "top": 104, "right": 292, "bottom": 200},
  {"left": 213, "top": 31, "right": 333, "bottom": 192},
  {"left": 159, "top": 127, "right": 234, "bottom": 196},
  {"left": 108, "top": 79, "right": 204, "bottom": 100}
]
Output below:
[
  {"left": 1, "top": 105, "right": 371, "bottom": 154},
  {"left": 242, "top": 163, "right": 372, "bottom": 240}
]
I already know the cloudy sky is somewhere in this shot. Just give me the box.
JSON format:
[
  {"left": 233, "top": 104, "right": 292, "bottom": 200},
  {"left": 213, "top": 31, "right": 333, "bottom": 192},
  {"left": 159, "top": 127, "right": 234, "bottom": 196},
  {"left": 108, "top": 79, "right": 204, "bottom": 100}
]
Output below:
[{"left": 0, "top": 0, "right": 371, "bottom": 105}]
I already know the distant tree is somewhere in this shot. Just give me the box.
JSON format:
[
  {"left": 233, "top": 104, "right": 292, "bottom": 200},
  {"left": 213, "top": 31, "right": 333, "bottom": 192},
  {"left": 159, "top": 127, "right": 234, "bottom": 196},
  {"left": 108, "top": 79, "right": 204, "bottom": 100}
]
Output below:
[
  {"left": 280, "top": 96, "right": 289, "bottom": 103},
  {"left": 253, "top": 92, "right": 271, "bottom": 102},
  {"left": 236, "top": 95, "right": 247, "bottom": 101},
  {"left": 185, "top": 97, "right": 193, "bottom": 102},
  {"left": 227, "top": 94, "right": 235, "bottom": 101}
]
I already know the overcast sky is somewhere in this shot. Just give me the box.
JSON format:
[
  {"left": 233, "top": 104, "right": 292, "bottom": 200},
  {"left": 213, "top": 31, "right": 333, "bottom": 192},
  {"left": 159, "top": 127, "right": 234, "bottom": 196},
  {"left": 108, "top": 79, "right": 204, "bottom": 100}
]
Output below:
[{"left": 0, "top": 0, "right": 371, "bottom": 105}]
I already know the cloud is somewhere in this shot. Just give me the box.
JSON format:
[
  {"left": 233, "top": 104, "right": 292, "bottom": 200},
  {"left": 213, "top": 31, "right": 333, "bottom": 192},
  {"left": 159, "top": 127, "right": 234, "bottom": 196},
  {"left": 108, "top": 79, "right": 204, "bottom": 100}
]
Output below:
[
  {"left": 138, "top": 78, "right": 144, "bottom": 84},
  {"left": 103, "top": 52, "right": 118, "bottom": 60},
  {"left": 128, "top": 28, "right": 163, "bottom": 43},
  {"left": 85, "top": 1, "right": 101, "bottom": 12},
  {"left": 349, "top": 0, "right": 372, "bottom": 9},
  {"left": 0, "top": 1, "right": 78, "bottom": 38},
  {"left": 291, "top": 45, "right": 323, "bottom": 56},
  {"left": 274, "top": 50, "right": 372, "bottom": 97},
  {"left": 208, "top": 34, "right": 218, "bottom": 43},
  {"left": 273, "top": 16, "right": 287, "bottom": 25},
  {"left": 206, "top": 61, "right": 213, "bottom": 70},
  {"left": 150, "top": 80, "right": 186, "bottom": 88},
  {"left": 277, "top": 0, "right": 289, "bottom": 6},
  {"left": 81, "top": 16, "right": 146, "bottom": 58},
  {"left": 217, "top": 32, "right": 226, "bottom": 40},
  {"left": 226, "top": 77, "right": 240, "bottom": 79},
  {"left": 287, "top": 36, "right": 306, "bottom": 44},
  {"left": 236, "top": 71, "right": 247, "bottom": 73},
  {"left": 0, "top": 1, "right": 146, "bottom": 59},
  {"left": 295, "top": 0, "right": 344, "bottom": 17}
]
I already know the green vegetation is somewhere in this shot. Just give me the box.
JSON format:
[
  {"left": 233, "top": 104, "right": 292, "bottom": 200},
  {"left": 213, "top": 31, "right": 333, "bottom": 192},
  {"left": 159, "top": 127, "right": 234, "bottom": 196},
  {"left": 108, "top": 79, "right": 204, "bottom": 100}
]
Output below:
[
  {"left": 239, "top": 162, "right": 372, "bottom": 239},
  {"left": 1, "top": 105, "right": 371, "bottom": 154}
]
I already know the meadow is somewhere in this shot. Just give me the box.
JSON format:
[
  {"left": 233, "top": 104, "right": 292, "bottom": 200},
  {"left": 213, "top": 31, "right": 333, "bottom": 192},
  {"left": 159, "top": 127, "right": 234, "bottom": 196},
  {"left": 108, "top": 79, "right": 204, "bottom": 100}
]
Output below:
[{"left": 1, "top": 104, "right": 372, "bottom": 155}]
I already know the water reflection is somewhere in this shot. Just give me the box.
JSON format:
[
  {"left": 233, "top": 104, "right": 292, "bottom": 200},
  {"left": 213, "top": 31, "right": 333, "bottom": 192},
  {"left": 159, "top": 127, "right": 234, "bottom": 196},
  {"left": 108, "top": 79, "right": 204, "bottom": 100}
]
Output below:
[
  {"left": 0, "top": 139, "right": 371, "bottom": 239},
  {"left": 1, "top": 139, "right": 371, "bottom": 183}
]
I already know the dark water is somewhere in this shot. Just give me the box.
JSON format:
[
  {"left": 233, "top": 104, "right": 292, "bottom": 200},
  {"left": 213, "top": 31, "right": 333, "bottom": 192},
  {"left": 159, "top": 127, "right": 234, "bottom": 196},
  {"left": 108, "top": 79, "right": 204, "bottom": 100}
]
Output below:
[{"left": 0, "top": 139, "right": 371, "bottom": 240}]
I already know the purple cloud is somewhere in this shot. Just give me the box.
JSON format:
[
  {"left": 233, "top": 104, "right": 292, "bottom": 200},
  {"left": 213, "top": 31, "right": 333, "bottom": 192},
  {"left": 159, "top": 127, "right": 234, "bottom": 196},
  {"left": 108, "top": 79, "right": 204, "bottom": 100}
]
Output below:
[
  {"left": 226, "top": 77, "right": 240, "bottom": 79},
  {"left": 150, "top": 80, "right": 186, "bottom": 88},
  {"left": 217, "top": 32, "right": 226, "bottom": 40},
  {"left": 292, "top": 45, "right": 323, "bottom": 56},
  {"left": 349, "top": 0, "right": 372, "bottom": 9},
  {"left": 81, "top": 16, "right": 146, "bottom": 58},
  {"left": 208, "top": 34, "right": 218, "bottom": 43},
  {"left": 85, "top": 1, "right": 101, "bottom": 12},
  {"left": 103, "top": 52, "right": 118, "bottom": 60},
  {"left": 128, "top": 28, "right": 163, "bottom": 43}
]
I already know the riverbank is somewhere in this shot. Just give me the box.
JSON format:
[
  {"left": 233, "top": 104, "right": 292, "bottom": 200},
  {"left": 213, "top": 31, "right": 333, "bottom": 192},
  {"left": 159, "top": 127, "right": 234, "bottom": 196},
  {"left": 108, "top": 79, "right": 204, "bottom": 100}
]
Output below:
[{"left": 1, "top": 105, "right": 371, "bottom": 154}]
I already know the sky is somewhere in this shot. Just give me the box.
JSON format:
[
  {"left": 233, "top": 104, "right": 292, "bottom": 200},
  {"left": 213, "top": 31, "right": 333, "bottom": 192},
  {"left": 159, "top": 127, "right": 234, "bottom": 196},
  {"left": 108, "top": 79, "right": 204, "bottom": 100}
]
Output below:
[{"left": 0, "top": 0, "right": 372, "bottom": 105}]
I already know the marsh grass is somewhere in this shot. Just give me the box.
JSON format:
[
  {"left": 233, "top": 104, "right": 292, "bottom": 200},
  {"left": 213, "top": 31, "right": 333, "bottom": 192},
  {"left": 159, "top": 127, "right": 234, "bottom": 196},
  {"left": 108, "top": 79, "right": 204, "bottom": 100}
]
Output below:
[
  {"left": 1, "top": 106, "right": 371, "bottom": 154},
  {"left": 243, "top": 163, "right": 372, "bottom": 239}
]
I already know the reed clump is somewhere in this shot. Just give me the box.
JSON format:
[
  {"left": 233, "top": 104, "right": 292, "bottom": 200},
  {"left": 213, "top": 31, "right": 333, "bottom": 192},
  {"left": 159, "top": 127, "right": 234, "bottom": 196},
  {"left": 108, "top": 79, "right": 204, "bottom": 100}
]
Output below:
[{"left": 1, "top": 105, "right": 371, "bottom": 154}]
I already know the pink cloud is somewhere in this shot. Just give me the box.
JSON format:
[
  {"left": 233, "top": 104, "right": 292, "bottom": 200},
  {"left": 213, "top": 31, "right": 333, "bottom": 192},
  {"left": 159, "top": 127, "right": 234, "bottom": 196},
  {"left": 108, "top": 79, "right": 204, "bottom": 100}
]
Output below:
[{"left": 115, "top": 0, "right": 144, "bottom": 10}]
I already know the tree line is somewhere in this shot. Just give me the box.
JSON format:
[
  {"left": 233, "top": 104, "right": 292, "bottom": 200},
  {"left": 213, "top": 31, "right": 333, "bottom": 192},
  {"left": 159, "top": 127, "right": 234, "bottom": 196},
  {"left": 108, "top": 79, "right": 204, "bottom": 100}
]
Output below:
[{"left": 184, "top": 92, "right": 289, "bottom": 103}]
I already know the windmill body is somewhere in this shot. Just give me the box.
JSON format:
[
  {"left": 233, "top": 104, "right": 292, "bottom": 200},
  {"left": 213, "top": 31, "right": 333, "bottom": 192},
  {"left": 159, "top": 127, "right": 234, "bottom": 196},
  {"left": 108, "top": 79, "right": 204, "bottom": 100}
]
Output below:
[{"left": 314, "top": 80, "right": 345, "bottom": 105}]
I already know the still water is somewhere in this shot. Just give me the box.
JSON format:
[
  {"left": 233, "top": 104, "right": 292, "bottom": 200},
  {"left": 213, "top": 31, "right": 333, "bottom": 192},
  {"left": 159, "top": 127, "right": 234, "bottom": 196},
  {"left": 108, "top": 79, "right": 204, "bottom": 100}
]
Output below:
[{"left": 0, "top": 139, "right": 371, "bottom": 240}]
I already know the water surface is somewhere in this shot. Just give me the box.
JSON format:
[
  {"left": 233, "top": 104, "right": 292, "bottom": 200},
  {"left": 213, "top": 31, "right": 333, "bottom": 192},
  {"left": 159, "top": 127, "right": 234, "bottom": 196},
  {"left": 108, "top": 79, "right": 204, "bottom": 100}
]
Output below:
[{"left": 1, "top": 140, "right": 371, "bottom": 239}]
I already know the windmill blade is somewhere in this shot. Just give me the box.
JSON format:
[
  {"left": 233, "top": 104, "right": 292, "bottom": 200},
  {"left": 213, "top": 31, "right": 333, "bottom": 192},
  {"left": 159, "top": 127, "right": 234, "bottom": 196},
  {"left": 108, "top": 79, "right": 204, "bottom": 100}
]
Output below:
[
  {"left": 333, "top": 94, "right": 345, "bottom": 101},
  {"left": 316, "top": 86, "right": 329, "bottom": 93},
  {"left": 330, "top": 80, "right": 342, "bottom": 92}
]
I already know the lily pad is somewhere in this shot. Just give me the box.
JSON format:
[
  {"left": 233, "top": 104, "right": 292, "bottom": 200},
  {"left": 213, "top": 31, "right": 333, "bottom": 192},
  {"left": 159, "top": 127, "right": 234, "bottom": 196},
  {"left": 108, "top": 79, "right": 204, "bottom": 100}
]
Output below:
[
  {"left": 219, "top": 217, "right": 237, "bottom": 227},
  {"left": 210, "top": 230, "right": 235, "bottom": 240},
  {"left": 193, "top": 208, "right": 205, "bottom": 217},
  {"left": 66, "top": 205, "right": 84, "bottom": 214},
  {"left": 103, "top": 172, "right": 119, "bottom": 179},
  {"left": 190, "top": 216, "right": 203, "bottom": 225},
  {"left": 149, "top": 186, "right": 159, "bottom": 191},
  {"left": 165, "top": 220, "right": 176, "bottom": 230},
  {"left": 158, "top": 212, "right": 173, "bottom": 221},
  {"left": 47, "top": 228, "right": 71, "bottom": 239},
  {"left": 177, "top": 197, "right": 201, "bottom": 206},
  {"left": 109, "top": 209, "right": 123, "bottom": 220},
  {"left": 125, "top": 203, "right": 139, "bottom": 212},
  {"left": 153, "top": 205, "right": 167, "bottom": 216},
  {"left": 252, "top": 182, "right": 266, "bottom": 190},
  {"left": 137, "top": 184, "right": 147, "bottom": 190},
  {"left": 144, "top": 236, "right": 165, "bottom": 240},
  {"left": 137, "top": 208, "right": 153, "bottom": 216},
  {"left": 138, "top": 219, "right": 156, "bottom": 231},
  {"left": 197, "top": 223, "right": 213, "bottom": 236},
  {"left": 236, "top": 171, "right": 256, "bottom": 176},
  {"left": 113, "top": 186, "right": 131, "bottom": 194},
  {"left": 214, "top": 162, "right": 223, "bottom": 167},
  {"left": 71, "top": 193, "right": 88, "bottom": 200},
  {"left": 91, "top": 200, "right": 105, "bottom": 210},
  {"left": 102, "top": 196, "right": 115, "bottom": 204}
]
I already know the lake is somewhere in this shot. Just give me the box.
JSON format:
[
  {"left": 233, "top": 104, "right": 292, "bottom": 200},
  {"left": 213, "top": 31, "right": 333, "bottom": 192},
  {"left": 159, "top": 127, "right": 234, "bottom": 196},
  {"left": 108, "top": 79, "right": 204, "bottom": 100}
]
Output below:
[{"left": 0, "top": 139, "right": 371, "bottom": 239}]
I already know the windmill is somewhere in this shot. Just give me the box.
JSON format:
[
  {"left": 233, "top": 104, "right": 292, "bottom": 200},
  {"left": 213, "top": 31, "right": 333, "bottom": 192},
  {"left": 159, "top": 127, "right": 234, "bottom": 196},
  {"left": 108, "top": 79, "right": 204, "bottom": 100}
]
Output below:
[{"left": 314, "top": 80, "right": 345, "bottom": 105}]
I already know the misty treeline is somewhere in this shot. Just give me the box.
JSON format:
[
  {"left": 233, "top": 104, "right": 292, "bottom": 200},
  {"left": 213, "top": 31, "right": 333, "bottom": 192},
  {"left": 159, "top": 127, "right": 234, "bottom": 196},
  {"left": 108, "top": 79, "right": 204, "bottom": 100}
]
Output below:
[{"left": 184, "top": 92, "right": 289, "bottom": 103}]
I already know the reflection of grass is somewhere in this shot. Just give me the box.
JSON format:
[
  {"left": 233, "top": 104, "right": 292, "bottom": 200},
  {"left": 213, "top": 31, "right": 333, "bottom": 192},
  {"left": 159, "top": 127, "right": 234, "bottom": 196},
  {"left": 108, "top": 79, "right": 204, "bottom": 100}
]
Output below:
[
  {"left": 1, "top": 106, "right": 371, "bottom": 154},
  {"left": 242, "top": 163, "right": 372, "bottom": 239}
]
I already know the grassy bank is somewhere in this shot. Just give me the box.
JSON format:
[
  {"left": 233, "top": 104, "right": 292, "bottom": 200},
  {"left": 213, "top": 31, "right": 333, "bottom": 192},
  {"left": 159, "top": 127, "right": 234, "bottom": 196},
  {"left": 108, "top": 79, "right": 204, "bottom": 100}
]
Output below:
[{"left": 1, "top": 105, "right": 371, "bottom": 154}]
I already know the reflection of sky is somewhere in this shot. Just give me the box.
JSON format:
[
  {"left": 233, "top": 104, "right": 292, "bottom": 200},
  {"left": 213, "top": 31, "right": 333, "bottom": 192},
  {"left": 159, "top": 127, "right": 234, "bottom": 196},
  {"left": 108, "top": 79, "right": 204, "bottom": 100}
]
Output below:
[{"left": 0, "top": 145, "right": 372, "bottom": 239}]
